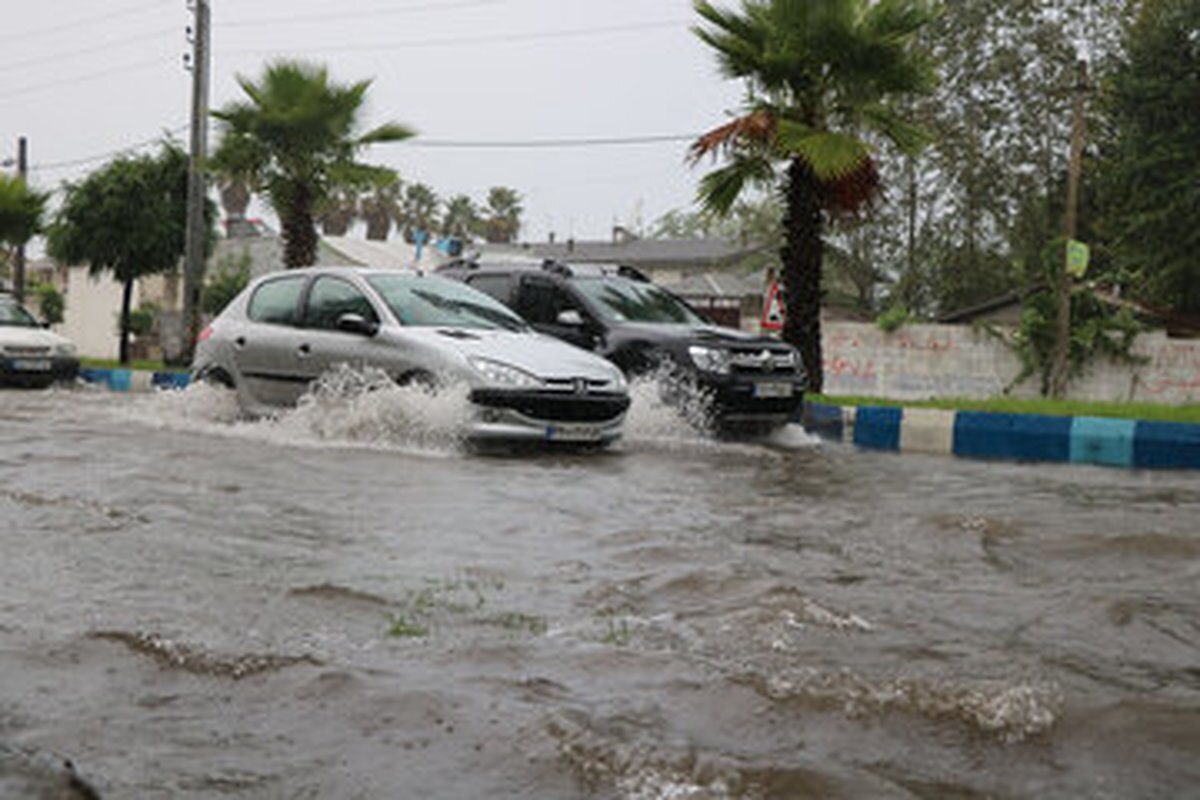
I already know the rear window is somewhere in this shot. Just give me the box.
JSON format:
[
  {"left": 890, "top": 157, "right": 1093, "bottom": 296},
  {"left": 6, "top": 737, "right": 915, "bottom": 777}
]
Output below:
[{"left": 247, "top": 276, "right": 305, "bottom": 325}]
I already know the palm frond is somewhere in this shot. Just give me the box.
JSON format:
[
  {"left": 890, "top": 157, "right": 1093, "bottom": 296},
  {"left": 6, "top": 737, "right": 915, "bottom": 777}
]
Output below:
[
  {"left": 689, "top": 109, "right": 778, "bottom": 163},
  {"left": 696, "top": 152, "right": 777, "bottom": 216},
  {"left": 775, "top": 122, "right": 869, "bottom": 182}
]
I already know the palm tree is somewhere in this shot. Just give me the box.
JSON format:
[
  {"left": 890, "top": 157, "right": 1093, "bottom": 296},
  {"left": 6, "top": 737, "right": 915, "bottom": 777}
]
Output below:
[
  {"left": 316, "top": 185, "right": 360, "bottom": 237},
  {"left": 359, "top": 170, "right": 403, "bottom": 241},
  {"left": 441, "top": 194, "right": 479, "bottom": 240},
  {"left": 691, "top": 0, "right": 937, "bottom": 393},
  {"left": 397, "top": 182, "right": 440, "bottom": 244},
  {"left": 481, "top": 186, "right": 523, "bottom": 243},
  {"left": 210, "top": 60, "right": 414, "bottom": 267},
  {"left": 0, "top": 173, "right": 48, "bottom": 299}
]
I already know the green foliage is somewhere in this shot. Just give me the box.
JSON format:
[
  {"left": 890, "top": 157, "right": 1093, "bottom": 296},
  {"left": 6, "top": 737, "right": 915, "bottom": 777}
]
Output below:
[
  {"left": 397, "top": 182, "right": 440, "bottom": 243},
  {"left": 1097, "top": 0, "right": 1200, "bottom": 315},
  {"left": 31, "top": 282, "right": 64, "bottom": 325},
  {"left": 0, "top": 173, "right": 48, "bottom": 249},
  {"left": 211, "top": 60, "right": 414, "bottom": 267},
  {"left": 1007, "top": 240, "right": 1143, "bottom": 395},
  {"left": 876, "top": 304, "right": 911, "bottom": 333},
  {"left": 202, "top": 251, "right": 252, "bottom": 315},
  {"left": 480, "top": 186, "right": 523, "bottom": 244},
  {"left": 126, "top": 302, "right": 158, "bottom": 338}
]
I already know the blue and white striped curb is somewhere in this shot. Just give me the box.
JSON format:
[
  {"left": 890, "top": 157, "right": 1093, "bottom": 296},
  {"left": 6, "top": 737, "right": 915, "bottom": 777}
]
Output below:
[
  {"left": 80, "top": 367, "right": 190, "bottom": 393},
  {"left": 802, "top": 403, "right": 1200, "bottom": 471}
]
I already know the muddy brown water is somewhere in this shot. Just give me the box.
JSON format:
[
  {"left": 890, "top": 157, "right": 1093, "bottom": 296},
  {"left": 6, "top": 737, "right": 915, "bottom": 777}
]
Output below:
[{"left": 2, "top": 381, "right": 1198, "bottom": 798}]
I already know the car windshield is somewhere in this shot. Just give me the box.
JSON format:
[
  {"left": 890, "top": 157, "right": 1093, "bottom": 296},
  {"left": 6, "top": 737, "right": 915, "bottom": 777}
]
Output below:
[
  {"left": 573, "top": 277, "right": 707, "bottom": 324},
  {"left": 0, "top": 298, "right": 40, "bottom": 328},
  {"left": 367, "top": 274, "right": 528, "bottom": 332}
]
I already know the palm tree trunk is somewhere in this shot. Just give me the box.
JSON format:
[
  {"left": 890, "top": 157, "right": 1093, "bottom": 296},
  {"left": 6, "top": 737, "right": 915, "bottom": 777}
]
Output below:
[
  {"left": 283, "top": 184, "right": 318, "bottom": 268},
  {"left": 780, "top": 158, "right": 825, "bottom": 394},
  {"left": 119, "top": 278, "right": 134, "bottom": 365}
]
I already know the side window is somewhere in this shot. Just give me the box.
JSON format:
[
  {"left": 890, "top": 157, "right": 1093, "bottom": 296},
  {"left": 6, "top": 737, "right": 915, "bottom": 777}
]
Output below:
[
  {"left": 247, "top": 276, "right": 305, "bottom": 325},
  {"left": 518, "top": 279, "right": 576, "bottom": 325},
  {"left": 303, "top": 276, "right": 379, "bottom": 331},
  {"left": 465, "top": 273, "right": 512, "bottom": 306}
]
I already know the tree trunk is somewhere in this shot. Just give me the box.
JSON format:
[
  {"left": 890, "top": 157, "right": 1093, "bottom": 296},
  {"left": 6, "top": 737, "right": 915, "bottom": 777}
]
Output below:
[
  {"left": 282, "top": 185, "right": 318, "bottom": 268},
  {"left": 118, "top": 278, "right": 134, "bottom": 365},
  {"left": 780, "top": 158, "right": 825, "bottom": 394},
  {"left": 364, "top": 211, "right": 390, "bottom": 241}
]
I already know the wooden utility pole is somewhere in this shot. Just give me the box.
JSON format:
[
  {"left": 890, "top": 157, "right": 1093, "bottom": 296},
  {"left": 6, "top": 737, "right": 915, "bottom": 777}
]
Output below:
[
  {"left": 1049, "top": 59, "right": 1089, "bottom": 398},
  {"left": 14, "top": 136, "right": 28, "bottom": 304},
  {"left": 180, "top": 0, "right": 210, "bottom": 364}
]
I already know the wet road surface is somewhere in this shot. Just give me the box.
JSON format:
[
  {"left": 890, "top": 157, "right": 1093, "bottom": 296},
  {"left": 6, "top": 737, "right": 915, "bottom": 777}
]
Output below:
[{"left": 2, "top": 381, "right": 1199, "bottom": 798}]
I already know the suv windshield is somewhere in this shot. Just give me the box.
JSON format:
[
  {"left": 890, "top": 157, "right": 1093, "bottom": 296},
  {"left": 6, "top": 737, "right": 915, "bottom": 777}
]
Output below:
[
  {"left": 572, "top": 277, "right": 706, "bottom": 325},
  {"left": 0, "top": 298, "right": 39, "bottom": 328},
  {"left": 367, "top": 274, "right": 528, "bottom": 331}
]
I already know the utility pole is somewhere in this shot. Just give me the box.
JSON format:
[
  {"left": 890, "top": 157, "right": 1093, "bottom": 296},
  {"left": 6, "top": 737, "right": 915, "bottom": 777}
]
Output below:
[
  {"left": 1049, "top": 60, "right": 1089, "bottom": 398},
  {"left": 180, "top": 0, "right": 210, "bottom": 364},
  {"left": 14, "top": 136, "right": 28, "bottom": 304}
]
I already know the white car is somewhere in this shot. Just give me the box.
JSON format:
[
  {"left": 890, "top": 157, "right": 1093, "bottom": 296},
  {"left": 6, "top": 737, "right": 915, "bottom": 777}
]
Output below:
[
  {"left": 0, "top": 292, "right": 80, "bottom": 388},
  {"left": 191, "top": 267, "right": 631, "bottom": 446}
]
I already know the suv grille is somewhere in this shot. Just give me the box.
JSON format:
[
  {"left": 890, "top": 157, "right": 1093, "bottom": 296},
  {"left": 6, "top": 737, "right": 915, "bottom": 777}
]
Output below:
[
  {"left": 728, "top": 348, "right": 798, "bottom": 375},
  {"left": 470, "top": 389, "right": 630, "bottom": 423}
]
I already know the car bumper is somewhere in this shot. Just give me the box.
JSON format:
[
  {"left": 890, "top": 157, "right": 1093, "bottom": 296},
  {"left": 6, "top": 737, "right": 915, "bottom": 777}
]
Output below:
[
  {"left": 468, "top": 388, "right": 630, "bottom": 444},
  {"left": 0, "top": 356, "right": 80, "bottom": 388},
  {"left": 698, "top": 373, "right": 805, "bottom": 426}
]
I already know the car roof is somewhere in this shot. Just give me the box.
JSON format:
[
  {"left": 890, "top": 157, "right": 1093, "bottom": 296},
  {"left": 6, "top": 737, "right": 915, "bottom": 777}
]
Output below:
[{"left": 438, "top": 258, "right": 651, "bottom": 283}]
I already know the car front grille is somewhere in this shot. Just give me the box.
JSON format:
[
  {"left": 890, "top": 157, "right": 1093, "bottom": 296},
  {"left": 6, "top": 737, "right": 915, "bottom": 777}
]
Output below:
[
  {"left": 470, "top": 388, "right": 630, "bottom": 423},
  {"left": 2, "top": 345, "right": 51, "bottom": 356}
]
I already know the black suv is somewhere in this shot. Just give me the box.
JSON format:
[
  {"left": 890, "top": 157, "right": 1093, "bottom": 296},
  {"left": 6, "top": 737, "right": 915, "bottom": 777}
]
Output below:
[{"left": 436, "top": 257, "right": 805, "bottom": 433}]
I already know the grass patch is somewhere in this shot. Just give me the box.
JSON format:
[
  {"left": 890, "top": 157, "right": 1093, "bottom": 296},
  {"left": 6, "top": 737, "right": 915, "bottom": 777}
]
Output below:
[{"left": 811, "top": 395, "right": 1200, "bottom": 425}]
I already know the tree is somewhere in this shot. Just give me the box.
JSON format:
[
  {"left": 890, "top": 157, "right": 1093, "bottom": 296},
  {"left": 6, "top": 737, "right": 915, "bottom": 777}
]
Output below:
[
  {"left": 397, "top": 182, "right": 440, "bottom": 243},
  {"left": 480, "top": 186, "right": 523, "bottom": 243},
  {"left": 0, "top": 173, "right": 48, "bottom": 293},
  {"left": 441, "top": 194, "right": 479, "bottom": 240},
  {"left": 1098, "top": 0, "right": 1200, "bottom": 315},
  {"left": 47, "top": 142, "right": 211, "bottom": 364},
  {"left": 359, "top": 170, "right": 403, "bottom": 241},
  {"left": 691, "top": 0, "right": 937, "bottom": 392},
  {"left": 211, "top": 60, "right": 414, "bottom": 267}
]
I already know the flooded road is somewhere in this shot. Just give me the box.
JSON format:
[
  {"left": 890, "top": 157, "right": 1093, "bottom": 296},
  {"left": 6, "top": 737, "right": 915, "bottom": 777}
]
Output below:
[{"left": 2, "top": 382, "right": 1199, "bottom": 798}]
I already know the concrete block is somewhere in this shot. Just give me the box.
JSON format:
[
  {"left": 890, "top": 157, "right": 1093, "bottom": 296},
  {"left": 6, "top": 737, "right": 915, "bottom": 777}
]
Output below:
[
  {"left": 853, "top": 406, "right": 902, "bottom": 451},
  {"left": 1070, "top": 417, "right": 1135, "bottom": 468},
  {"left": 953, "top": 412, "right": 1072, "bottom": 463},
  {"left": 1133, "top": 421, "right": 1200, "bottom": 470},
  {"left": 900, "top": 408, "right": 956, "bottom": 455}
]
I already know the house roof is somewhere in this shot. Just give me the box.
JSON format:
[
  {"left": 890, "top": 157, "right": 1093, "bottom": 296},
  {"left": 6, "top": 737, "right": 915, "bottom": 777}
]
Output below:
[
  {"left": 526, "top": 237, "right": 761, "bottom": 269},
  {"left": 661, "top": 270, "right": 760, "bottom": 298}
]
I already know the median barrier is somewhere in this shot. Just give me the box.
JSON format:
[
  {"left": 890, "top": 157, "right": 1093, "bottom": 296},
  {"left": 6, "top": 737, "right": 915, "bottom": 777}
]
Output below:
[
  {"left": 800, "top": 402, "right": 1200, "bottom": 471},
  {"left": 80, "top": 367, "right": 190, "bottom": 393}
]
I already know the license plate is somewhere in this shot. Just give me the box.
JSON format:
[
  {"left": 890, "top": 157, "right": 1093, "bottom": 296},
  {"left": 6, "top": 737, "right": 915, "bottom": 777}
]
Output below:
[
  {"left": 545, "top": 423, "right": 602, "bottom": 442},
  {"left": 754, "top": 381, "right": 793, "bottom": 398},
  {"left": 11, "top": 359, "right": 51, "bottom": 372}
]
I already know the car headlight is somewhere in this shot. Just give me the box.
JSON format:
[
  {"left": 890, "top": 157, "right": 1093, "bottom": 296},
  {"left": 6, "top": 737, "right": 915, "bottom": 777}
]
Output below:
[
  {"left": 608, "top": 365, "right": 627, "bottom": 392},
  {"left": 687, "top": 345, "right": 731, "bottom": 375},
  {"left": 468, "top": 357, "right": 543, "bottom": 389},
  {"left": 55, "top": 343, "right": 77, "bottom": 357}
]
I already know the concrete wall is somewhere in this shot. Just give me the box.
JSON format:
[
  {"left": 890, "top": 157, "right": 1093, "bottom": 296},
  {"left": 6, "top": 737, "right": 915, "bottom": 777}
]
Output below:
[
  {"left": 822, "top": 322, "right": 1200, "bottom": 404},
  {"left": 60, "top": 268, "right": 148, "bottom": 361}
]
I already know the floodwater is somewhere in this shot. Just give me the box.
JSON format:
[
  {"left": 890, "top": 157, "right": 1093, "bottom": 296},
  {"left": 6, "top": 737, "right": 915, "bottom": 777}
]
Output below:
[{"left": 1, "top": 377, "right": 1198, "bottom": 799}]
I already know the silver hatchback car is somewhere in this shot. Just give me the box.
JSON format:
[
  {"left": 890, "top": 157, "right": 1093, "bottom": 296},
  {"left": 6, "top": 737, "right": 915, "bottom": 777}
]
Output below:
[{"left": 191, "top": 267, "right": 630, "bottom": 445}]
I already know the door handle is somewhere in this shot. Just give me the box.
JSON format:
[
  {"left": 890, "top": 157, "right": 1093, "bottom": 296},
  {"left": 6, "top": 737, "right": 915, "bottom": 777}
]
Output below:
[
  {"left": 234, "top": 336, "right": 246, "bottom": 348},
  {"left": 297, "top": 343, "right": 311, "bottom": 357}
]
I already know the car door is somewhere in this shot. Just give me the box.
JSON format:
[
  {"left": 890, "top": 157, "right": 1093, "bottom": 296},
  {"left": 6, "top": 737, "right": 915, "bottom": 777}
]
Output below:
[
  {"left": 294, "top": 274, "right": 389, "bottom": 382},
  {"left": 514, "top": 276, "right": 598, "bottom": 350},
  {"left": 233, "top": 274, "right": 310, "bottom": 406}
]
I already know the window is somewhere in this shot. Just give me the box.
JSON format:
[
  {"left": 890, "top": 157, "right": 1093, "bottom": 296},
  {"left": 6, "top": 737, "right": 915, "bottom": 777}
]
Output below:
[
  {"left": 0, "top": 298, "right": 39, "bottom": 328},
  {"left": 303, "top": 276, "right": 378, "bottom": 330},
  {"left": 517, "top": 279, "right": 576, "bottom": 325},
  {"left": 571, "top": 277, "right": 705, "bottom": 324},
  {"left": 365, "top": 274, "right": 527, "bottom": 331},
  {"left": 247, "top": 276, "right": 305, "bottom": 325},
  {"left": 465, "top": 273, "right": 512, "bottom": 305}
]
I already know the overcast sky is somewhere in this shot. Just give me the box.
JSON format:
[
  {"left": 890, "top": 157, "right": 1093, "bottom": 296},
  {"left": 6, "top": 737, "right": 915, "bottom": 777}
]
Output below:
[{"left": 2, "top": 0, "right": 746, "bottom": 245}]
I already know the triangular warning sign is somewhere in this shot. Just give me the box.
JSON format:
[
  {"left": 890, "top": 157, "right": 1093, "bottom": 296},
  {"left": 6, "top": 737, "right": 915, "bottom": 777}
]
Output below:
[{"left": 761, "top": 280, "right": 784, "bottom": 331}]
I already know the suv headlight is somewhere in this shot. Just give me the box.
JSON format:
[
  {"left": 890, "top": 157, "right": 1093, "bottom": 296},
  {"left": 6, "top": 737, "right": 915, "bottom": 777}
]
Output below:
[
  {"left": 687, "top": 345, "right": 731, "bottom": 375},
  {"left": 468, "top": 356, "right": 543, "bottom": 389}
]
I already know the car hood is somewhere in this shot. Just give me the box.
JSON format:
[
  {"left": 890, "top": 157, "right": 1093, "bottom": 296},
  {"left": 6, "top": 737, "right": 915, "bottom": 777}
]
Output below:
[
  {"left": 0, "top": 326, "right": 73, "bottom": 350},
  {"left": 613, "top": 321, "right": 792, "bottom": 350},
  {"left": 401, "top": 327, "right": 619, "bottom": 381}
]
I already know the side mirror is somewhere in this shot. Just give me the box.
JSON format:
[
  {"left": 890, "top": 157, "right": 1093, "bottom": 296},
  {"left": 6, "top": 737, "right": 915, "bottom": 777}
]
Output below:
[
  {"left": 336, "top": 312, "right": 379, "bottom": 337},
  {"left": 556, "top": 309, "right": 584, "bottom": 327}
]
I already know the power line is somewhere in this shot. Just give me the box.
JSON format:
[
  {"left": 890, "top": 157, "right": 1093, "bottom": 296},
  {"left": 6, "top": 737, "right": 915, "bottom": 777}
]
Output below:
[
  {"left": 29, "top": 125, "right": 190, "bottom": 175},
  {"left": 400, "top": 134, "right": 697, "bottom": 149},
  {"left": 218, "top": 0, "right": 504, "bottom": 29},
  {"left": 0, "top": 57, "right": 170, "bottom": 100},
  {"left": 0, "top": 26, "right": 178, "bottom": 75},
  {"left": 0, "top": 0, "right": 170, "bottom": 45},
  {"left": 222, "top": 19, "right": 689, "bottom": 56}
]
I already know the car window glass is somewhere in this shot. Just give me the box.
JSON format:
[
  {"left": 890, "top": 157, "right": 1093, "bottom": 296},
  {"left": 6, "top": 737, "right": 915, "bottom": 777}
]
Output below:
[
  {"left": 572, "top": 278, "right": 706, "bottom": 324},
  {"left": 518, "top": 279, "right": 578, "bottom": 325},
  {"left": 303, "top": 276, "right": 379, "bottom": 330},
  {"left": 365, "top": 274, "right": 528, "bottom": 331},
  {"left": 247, "top": 276, "right": 305, "bottom": 325},
  {"left": 0, "top": 298, "right": 39, "bottom": 327},
  {"left": 465, "top": 274, "right": 511, "bottom": 305}
]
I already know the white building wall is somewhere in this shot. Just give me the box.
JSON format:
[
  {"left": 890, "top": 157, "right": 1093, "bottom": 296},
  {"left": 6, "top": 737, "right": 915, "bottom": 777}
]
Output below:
[{"left": 61, "top": 267, "right": 144, "bottom": 360}]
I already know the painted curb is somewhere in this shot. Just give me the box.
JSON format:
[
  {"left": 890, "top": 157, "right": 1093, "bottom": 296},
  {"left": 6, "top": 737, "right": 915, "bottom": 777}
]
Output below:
[
  {"left": 800, "top": 402, "right": 1200, "bottom": 471},
  {"left": 80, "top": 367, "right": 190, "bottom": 393}
]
